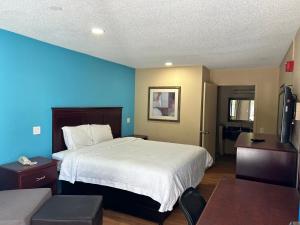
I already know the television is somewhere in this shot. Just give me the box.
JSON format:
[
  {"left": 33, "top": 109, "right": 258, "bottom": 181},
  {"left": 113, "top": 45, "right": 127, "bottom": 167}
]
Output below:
[{"left": 277, "top": 85, "right": 296, "bottom": 143}]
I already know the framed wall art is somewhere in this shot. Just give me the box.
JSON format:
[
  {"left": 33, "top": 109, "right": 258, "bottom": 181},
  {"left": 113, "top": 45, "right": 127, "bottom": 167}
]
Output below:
[{"left": 148, "top": 86, "right": 181, "bottom": 122}]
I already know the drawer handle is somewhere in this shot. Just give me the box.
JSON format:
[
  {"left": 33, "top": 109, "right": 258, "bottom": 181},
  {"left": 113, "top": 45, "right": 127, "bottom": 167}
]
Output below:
[{"left": 36, "top": 176, "right": 46, "bottom": 182}]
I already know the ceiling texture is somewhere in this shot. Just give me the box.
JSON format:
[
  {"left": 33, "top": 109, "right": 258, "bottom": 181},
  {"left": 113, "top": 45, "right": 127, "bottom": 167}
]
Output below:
[{"left": 0, "top": 0, "right": 300, "bottom": 69}]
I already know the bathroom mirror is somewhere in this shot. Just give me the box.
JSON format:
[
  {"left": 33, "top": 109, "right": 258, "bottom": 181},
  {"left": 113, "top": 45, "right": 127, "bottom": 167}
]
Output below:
[{"left": 228, "top": 99, "right": 255, "bottom": 122}]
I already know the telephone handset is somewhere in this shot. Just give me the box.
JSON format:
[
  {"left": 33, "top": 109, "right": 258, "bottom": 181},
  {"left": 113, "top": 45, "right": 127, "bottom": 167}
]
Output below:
[{"left": 18, "top": 156, "right": 38, "bottom": 166}]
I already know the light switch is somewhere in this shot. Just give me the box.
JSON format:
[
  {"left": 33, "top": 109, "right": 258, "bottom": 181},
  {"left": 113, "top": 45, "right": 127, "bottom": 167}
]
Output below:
[
  {"left": 259, "top": 127, "right": 264, "bottom": 133},
  {"left": 126, "top": 117, "right": 131, "bottom": 124},
  {"left": 33, "top": 126, "right": 41, "bottom": 135}
]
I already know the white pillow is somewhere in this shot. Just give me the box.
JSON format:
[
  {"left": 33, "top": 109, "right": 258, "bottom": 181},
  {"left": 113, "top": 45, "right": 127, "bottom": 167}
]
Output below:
[
  {"left": 62, "top": 125, "right": 93, "bottom": 150},
  {"left": 90, "top": 124, "right": 113, "bottom": 144}
]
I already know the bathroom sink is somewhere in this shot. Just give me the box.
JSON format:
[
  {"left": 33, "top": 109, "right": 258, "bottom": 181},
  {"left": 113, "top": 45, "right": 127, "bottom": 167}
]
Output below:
[{"left": 223, "top": 126, "right": 252, "bottom": 140}]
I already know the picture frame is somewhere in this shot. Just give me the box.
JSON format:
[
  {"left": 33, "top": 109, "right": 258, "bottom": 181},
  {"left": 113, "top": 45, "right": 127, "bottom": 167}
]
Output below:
[{"left": 148, "top": 86, "right": 181, "bottom": 122}]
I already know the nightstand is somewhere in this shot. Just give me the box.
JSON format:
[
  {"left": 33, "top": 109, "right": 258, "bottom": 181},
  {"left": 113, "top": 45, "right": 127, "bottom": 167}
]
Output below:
[
  {"left": 132, "top": 134, "right": 148, "bottom": 140},
  {"left": 0, "top": 157, "right": 57, "bottom": 194}
]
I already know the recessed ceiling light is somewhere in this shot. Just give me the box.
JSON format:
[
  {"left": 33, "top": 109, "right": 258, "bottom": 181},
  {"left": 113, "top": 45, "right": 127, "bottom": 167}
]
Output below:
[
  {"left": 91, "top": 28, "right": 105, "bottom": 35},
  {"left": 165, "top": 62, "right": 173, "bottom": 67}
]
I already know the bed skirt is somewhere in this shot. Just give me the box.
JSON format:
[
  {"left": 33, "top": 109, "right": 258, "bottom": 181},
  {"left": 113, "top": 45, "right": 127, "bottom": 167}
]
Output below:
[{"left": 60, "top": 181, "right": 171, "bottom": 224}]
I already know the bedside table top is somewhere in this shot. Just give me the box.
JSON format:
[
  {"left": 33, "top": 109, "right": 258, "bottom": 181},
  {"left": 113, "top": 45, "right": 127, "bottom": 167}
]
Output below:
[
  {"left": 132, "top": 134, "right": 148, "bottom": 139},
  {"left": 0, "top": 157, "right": 56, "bottom": 173}
]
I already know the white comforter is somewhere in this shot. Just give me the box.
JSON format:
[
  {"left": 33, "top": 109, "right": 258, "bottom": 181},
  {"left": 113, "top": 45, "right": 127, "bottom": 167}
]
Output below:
[{"left": 59, "top": 137, "right": 213, "bottom": 212}]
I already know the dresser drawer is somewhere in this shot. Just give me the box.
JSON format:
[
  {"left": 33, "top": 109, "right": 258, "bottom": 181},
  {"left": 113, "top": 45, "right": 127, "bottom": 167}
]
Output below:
[{"left": 20, "top": 166, "right": 57, "bottom": 189}]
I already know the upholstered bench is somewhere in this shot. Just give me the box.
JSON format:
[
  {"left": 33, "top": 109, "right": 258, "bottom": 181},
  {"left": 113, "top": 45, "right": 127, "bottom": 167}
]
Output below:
[
  {"left": 31, "top": 195, "right": 103, "bottom": 225},
  {"left": 0, "top": 188, "right": 52, "bottom": 225}
]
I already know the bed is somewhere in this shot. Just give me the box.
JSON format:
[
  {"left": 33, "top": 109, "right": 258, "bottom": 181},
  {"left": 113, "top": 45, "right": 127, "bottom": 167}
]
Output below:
[{"left": 52, "top": 107, "right": 212, "bottom": 224}]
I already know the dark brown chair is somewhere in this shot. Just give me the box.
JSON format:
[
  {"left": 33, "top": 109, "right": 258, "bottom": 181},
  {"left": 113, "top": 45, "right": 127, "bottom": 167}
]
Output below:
[{"left": 179, "top": 187, "right": 206, "bottom": 225}]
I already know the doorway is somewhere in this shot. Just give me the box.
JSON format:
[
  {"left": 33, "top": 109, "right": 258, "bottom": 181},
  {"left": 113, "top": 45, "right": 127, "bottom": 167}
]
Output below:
[
  {"left": 216, "top": 85, "right": 255, "bottom": 157},
  {"left": 200, "top": 82, "right": 218, "bottom": 161}
]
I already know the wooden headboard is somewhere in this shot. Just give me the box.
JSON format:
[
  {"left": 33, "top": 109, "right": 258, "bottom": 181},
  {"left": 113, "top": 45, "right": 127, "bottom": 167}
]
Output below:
[{"left": 52, "top": 107, "right": 122, "bottom": 153}]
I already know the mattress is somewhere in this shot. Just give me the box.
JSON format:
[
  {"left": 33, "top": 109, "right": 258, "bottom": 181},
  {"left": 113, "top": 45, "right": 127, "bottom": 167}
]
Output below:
[
  {"left": 52, "top": 150, "right": 70, "bottom": 170},
  {"left": 52, "top": 150, "right": 70, "bottom": 161},
  {"left": 59, "top": 137, "right": 213, "bottom": 212}
]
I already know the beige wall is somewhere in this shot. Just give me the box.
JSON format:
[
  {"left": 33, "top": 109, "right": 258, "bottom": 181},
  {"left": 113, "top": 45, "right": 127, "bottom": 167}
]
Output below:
[
  {"left": 280, "top": 28, "right": 300, "bottom": 150},
  {"left": 135, "top": 66, "right": 207, "bottom": 145},
  {"left": 210, "top": 67, "right": 279, "bottom": 134}
]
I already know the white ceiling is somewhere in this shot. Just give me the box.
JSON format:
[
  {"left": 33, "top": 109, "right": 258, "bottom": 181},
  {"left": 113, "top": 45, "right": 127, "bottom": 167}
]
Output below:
[{"left": 0, "top": 0, "right": 300, "bottom": 69}]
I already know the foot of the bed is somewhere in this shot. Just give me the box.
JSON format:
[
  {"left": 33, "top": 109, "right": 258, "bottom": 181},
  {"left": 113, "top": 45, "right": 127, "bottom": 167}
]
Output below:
[{"left": 60, "top": 181, "right": 171, "bottom": 224}]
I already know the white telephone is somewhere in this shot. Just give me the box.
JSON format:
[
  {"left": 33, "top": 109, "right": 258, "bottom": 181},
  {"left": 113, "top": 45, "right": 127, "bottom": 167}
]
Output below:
[{"left": 18, "top": 156, "right": 37, "bottom": 166}]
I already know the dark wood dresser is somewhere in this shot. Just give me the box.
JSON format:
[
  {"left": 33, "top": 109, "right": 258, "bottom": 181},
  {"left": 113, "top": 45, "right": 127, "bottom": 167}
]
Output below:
[
  {"left": 0, "top": 157, "right": 57, "bottom": 193},
  {"left": 235, "top": 133, "right": 297, "bottom": 187}
]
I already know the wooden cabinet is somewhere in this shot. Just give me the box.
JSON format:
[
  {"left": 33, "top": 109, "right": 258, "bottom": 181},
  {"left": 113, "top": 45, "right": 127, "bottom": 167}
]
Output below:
[
  {"left": 0, "top": 157, "right": 57, "bottom": 193},
  {"left": 235, "top": 133, "right": 297, "bottom": 187},
  {"left": 132, "top": 134, "right": 148, "bottom": 140}
]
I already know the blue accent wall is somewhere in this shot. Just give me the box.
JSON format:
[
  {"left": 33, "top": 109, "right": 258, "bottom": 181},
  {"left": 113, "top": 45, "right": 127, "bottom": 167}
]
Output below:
[{"left": 0, "top": 29, "right": 135, "bottom": 164}]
